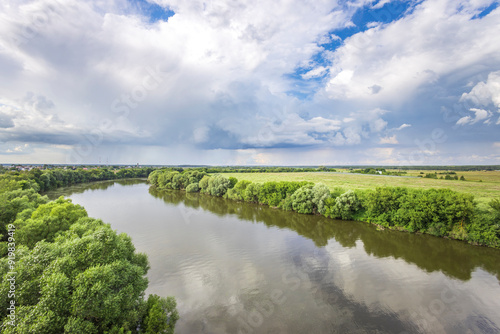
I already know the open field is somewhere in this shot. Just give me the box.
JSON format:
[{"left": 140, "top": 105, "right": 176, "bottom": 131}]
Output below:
[{"left": 223, "top": 170, "right": 500, "bottom": 207}]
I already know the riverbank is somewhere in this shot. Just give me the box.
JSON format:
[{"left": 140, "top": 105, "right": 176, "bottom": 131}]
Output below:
[
  {"left": 222, "top": 171, "right": 500, "bottom": 207},
  {"left": 0, "top": 169, "right": 179, "bottom": 332},
  {"left": 148, "top": 170, "right": 500, "bottom": 249}
]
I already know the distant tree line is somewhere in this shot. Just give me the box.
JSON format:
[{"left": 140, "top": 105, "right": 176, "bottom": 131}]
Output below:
[
  {"left": 0, "top": 169, "right": 178, "bottom": 333},
  {"left": 398, "top": 165, "right": 500, "bottom": 171},
  {"left": 148, "top": 170, "right": 500, "bottom": 249},
  {"left": 420, "top": 172, "right": 466, "bottom": 181},
  {"left": 157, "top": 166, "right": 337, "bottom": 173},
  {"left": 0, "top": 166, "right": 153, "bottom": 193},
  {"left": 348, "top": 168, "right": 407, "bottom": 176}
]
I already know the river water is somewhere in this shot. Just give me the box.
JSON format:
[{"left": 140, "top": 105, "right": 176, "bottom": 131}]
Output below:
[{"left": 47, "top": 179, "right": 500, "bottom": 334}]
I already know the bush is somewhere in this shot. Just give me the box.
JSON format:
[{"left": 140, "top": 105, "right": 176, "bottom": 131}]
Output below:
[
  {"left": 207, "top": 174, "right": 231, "bottom": 197},
  {"left": 225, "top": 180, "right": 251, "bottom": 201},
  {"left": 363, "top": 187, "right": 476, "bottom": 234},
  {"left": 147, "top": 170, "right": 160, "bottom": 186},
  {"left": 363, "top": 187, "right": 409, "bottom": 226},
  {"left": 257, "top": 181, "right": 311, "bottom": 207},
  {"left": 157, "top": 171, "right": 179, "bottom": 189},
  {"left": 326, "top": 190, "right": 361, "bottom": 220},
  {"left": 290, "top": 185, "right": 315, "bottom": 214},
  {"left": 312, "top": 183, "right": 330, "bottom": 214},
  {"left": 199, "top": 176, "right": 210, "bottom": 193},
  {"left": 228, "top": 177, "right": 238, "bottom": 189},
  {"left": 142, "top": 294, "right": 179, "bottom": 334},
  {"left": 186, "top": 183, "right": 200, "bottom": 193},
  {"left": 281, "top": 195, "right": 294, "bottom": 211},
  {"left": 467, "top": 208, "right": 500, "bottom": 247},
  {"left": 243, "top": 183, "right": 261, "bottom": 203}
]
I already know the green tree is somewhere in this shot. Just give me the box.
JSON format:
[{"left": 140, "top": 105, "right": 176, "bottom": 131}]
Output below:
[
  {"left": 0, "top": 218, "right": 172, "bottom": 333},
  {"left": 15, "top": 197, "right": 87, "bottom": 248},
  {"left": 312, "top": 183, "right": 330, "bottom": 214},
  {"left": 186, "top": 183, "right": 200, "bottom": 193},
  {"left": 199, "top": 175, "right": 210, "bottom": 193},
  {"left": 243, "top": 183, "right": 261, "bottom": 203},
  {"left": 207, "top": 174, "right": 231, "bottom": 197},
  {"left": 290, "top": 185, "right": 315, "bottom": 214},
  {"left": 228, "top": 177, "right": 238, "bottom": 189},
  {"left": 331, "top": 190, "right": 361, "bottom": 220},
  {"left": 225, "top": 180, "right": 251, "bottom": 201},
  {"left": 142, "top": 295, "right": 179, "bottom": 334}
]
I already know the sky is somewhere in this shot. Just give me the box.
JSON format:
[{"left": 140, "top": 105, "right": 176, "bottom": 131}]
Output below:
[{"left": 0, "top": 0, "right": 499, "bottom": 165}]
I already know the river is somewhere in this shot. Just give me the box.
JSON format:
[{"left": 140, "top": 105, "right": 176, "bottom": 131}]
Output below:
[{"left": 47, "top": 179, "right": 500, "bottom": 333}]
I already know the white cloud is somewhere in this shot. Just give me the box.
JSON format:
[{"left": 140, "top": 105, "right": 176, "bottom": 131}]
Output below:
[
  {"left": 460, "top": 70, "right": 500, "bottom": 113},
  {"left": 456, "top": 115, "right": 473, "bottom": 126},
  {"left": 470, "top": 108, "right": 490, "bottom": 121},
  {"left": 379, "top": 135, "right": 398, "bottom": 144},
  {"left": 455, "top": 108, "right": 492, "bottom": 126},
  {"left": 371, "top": 0, "right": 393, "bottom": 10},
  {"left": 324, "top": 0, "right": 500, "bottom": 103},
  {"left": 302, "top": 66, "right": 328, "bottom": 80},
  {"left": 0, "top": 0, "right": 499, "bottom": 164},
  {"left": 396, "top": 123, "right": 411, "bottom": 131},
  {"left": 369, "top": 118, "right": 387, "bottom": 133},
  {"left": 0, "top": 0, "right": 358, "bottom": 158}
]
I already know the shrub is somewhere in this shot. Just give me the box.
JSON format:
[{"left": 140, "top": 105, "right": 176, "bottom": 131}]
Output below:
[
  {"left": 228, "top": 177, "right": 238, "bottom": 189},
  {"left": 225, "top": 180, "right": 251, "bottom": 201},
  {"left": 199, "top": 176, "right": 210, "bottom": 193},
  {"left": 186, "top": 183, "right": 200, "bottom": 193},
  {"left": 331, "top": 190, "right": 361, "bottom": 220},
  {"left": 290, "top": 185, "right": 314, "bottom": 214},
  {"left": 243, "top": 183, "right": 261, "bottom": 203},
  {"left": 363, "top": 187, "right": 409, "bottom": 226},
  {"left": 142, "top": 294, "right": 179, "bottom": 334},
  {"left": 312, "top": 183, "right": 330, "bottom": 214},
  {"left": 257, "top": 181, "right": 311, "bottom": 207},
  {"left": 207, "top": 174, "right": 231, "bottom": 197}
]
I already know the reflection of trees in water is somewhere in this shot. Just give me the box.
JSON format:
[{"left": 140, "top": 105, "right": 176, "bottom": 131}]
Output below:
[{"left": 150, "top": 188, "right": 500, "bottom": 282}]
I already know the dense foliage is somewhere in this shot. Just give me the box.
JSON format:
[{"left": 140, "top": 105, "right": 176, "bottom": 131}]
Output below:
[
  {"left": 0, "top": 169, "right": 178, "bottom": 333},
  {"left": 1, "top": 166, "right": 153, "bottom": 192},
  {"left": 421, "top": 172, "right": 466, "bottom": 181},
  {"left": 201, "top": 166, "right": 337, "bottom": 173},
  {"left": 349, "top": 168, "right": 406, "bottom": 176},
  {"left": 149, "top": 170, "right": 500, "bottom": 248}
]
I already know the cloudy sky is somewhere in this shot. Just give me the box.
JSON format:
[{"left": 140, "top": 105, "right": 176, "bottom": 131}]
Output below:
[{"left": 0, "top": 0, "right": 499, "bottom": 165}]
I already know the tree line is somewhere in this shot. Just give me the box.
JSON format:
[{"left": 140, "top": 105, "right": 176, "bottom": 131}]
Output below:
[
  {"left": 348, "top": 168, "right": 407, "bottom": 176},
  {"left": 148, "top": 170, "right": 500, "bottom": 248},
  {"left": 0, "top": 168, "right": 178, "bottom": 333}
]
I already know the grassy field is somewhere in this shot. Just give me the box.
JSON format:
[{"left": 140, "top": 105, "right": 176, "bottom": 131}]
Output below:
[{"left": 223, "top": 170, "right": 500, "bottom": 207}]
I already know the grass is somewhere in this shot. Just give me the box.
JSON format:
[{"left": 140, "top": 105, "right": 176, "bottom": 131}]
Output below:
[{"left": 223, "top": 170, "right": 500, "bottom": 208}]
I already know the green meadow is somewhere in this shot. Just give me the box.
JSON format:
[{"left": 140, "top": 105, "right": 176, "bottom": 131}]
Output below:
[{"left": 223, "top": 170, "right": 500, "bottom": 207}]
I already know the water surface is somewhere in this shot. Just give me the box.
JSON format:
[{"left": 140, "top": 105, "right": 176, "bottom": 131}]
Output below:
[{"left": 48, "top": 180, "right": 500, "bottom": 333}]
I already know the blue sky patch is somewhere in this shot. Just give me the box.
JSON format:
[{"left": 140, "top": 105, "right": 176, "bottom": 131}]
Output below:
[
  {"left": 472, "top": 1, "right": 499, "bottom": 19},
  {"left": 130, "top": 0, "right": 175, "bottom": 23},
  {"left": 286, "top": 1, "right": 422, "bottom": 100}
]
